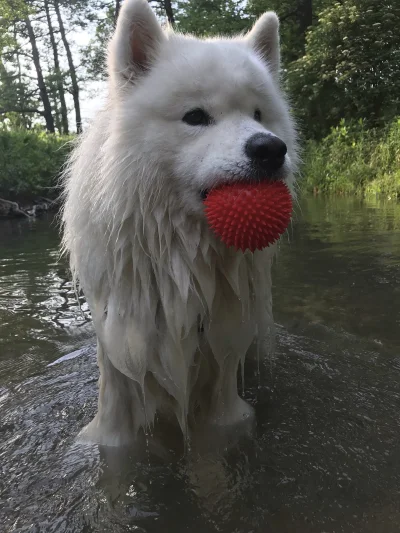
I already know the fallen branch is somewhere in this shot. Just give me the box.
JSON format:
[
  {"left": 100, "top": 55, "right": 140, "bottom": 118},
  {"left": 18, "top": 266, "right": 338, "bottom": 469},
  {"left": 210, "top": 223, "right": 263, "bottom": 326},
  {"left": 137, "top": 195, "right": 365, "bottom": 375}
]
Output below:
[{"left": 0, "top": 197, "right": 33, "bottom": 218}]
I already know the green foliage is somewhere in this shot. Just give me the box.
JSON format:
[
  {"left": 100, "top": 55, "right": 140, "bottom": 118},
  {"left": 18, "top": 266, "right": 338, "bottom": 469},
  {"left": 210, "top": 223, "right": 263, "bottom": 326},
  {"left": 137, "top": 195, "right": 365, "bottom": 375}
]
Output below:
[
  {"left": 1, "top": 0, "right": 399, "bottom": 199},
  {"left": 0, "top": 60, "right": 40, "bottom": 129},
  {"left": 0, "top": 0, "right": 29, "bottom": 51},
  {"left": 302, "top": 118, "right": 400, "bottom": 198},
  {"left": 248, "top": 0, "right": 307, "bottom": 63},
  {"left": 0, "top": 130, "right": 72, "bottom": 199},
  {"left": 82, "top": 5, "right": 115, "bottom": 81},
  {"left": 175, "top": 0, "right": 250, "bottom": 36},
  {"left": 287, "top": 0, "right": 400, "bottom": 138}
]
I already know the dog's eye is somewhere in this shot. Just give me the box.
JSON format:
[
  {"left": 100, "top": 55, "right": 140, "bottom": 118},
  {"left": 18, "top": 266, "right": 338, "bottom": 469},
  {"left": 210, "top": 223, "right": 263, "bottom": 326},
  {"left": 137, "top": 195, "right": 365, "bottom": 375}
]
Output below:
[
  {"left": 182, "top": 108, "right": 212, "bottom": 126},
  {"left": 254, "top": 109, "right": 262, "bottom": 122}
]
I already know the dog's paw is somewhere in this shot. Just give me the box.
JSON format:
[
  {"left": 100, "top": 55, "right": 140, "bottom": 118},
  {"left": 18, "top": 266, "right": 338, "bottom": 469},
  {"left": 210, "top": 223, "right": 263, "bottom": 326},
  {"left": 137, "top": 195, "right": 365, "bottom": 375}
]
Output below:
[
  {"left": 210, "top": 395, "right": 255, "bottom": 427},
  {"left": 76, "top": 417, "right": 136, "bottom": 447}
]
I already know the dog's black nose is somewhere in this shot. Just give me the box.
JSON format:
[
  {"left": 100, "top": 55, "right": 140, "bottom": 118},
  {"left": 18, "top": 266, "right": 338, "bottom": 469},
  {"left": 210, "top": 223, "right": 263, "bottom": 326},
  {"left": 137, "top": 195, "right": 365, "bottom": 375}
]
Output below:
[{"left": 245, "top": 133, "right": 287, "bottom": 171}]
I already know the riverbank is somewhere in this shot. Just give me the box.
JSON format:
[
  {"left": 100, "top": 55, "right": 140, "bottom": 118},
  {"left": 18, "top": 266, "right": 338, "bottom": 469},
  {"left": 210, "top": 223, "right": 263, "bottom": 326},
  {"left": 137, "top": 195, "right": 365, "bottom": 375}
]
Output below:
[
  {"left": 1, "top": 119, "right": 399, "bottom": 217},
  {"left": 0, "top": 130, "right": 72, "bottom": 213},
  {"left": 0, "top": 196, "right": 59, "bottom": 218},
  {"left": 301, "top": 118, "right": 400, "bottom": 198}
]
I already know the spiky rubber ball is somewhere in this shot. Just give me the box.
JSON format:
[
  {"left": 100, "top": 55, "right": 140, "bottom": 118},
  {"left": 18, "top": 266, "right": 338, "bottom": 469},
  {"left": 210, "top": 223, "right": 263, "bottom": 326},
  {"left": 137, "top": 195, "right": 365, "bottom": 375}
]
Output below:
[{"left": 204, "top": 181, "right": 292, "bottom": 252}]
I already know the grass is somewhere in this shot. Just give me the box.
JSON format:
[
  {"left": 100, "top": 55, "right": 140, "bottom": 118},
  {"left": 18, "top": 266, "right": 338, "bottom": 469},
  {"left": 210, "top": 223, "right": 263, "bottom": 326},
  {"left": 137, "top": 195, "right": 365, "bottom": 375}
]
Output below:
[{"left": 301, "top": 117, "right": 400, "bottom": 199}]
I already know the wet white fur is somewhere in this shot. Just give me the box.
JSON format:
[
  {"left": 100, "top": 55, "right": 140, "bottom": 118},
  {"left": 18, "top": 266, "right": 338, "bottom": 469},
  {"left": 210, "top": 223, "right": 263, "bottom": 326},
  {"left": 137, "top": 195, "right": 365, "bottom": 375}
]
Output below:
[{"left": 62, "top": 0, "right": 298, "bottom": 446}]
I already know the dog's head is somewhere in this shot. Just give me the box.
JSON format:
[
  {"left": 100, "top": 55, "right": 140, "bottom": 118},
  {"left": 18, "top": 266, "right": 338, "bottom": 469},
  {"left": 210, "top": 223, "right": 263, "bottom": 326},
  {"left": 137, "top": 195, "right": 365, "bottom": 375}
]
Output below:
[{"left": 107, "top": 0, "right": 298, "bottom": 215}]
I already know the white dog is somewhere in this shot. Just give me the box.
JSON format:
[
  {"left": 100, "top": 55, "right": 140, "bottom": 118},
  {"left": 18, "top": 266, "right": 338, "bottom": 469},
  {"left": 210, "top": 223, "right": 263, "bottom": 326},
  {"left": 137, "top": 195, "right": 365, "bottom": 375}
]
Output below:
[{"left": 62, "top": 0, "right": 298, "bottom": 447}]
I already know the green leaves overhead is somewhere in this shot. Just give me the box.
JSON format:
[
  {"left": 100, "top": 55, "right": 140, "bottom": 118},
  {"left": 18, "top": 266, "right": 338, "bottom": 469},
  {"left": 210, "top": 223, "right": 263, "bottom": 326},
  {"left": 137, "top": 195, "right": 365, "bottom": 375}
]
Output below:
[
  {"left": 1, "top": 0, "right": 399, "bottom": 138},
  {"left": 287, "top": 0, "right": 400, "bottom": 137}
]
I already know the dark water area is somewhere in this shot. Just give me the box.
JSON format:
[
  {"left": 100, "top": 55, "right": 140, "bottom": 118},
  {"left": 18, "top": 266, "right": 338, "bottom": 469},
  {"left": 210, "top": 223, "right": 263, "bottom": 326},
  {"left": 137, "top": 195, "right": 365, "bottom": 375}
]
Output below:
[
  {"left": 1, "top": 196, "right": 400, "bottom": 532},
  {"left": 0, "top": 216, "right": 92, "bottom": 387}
]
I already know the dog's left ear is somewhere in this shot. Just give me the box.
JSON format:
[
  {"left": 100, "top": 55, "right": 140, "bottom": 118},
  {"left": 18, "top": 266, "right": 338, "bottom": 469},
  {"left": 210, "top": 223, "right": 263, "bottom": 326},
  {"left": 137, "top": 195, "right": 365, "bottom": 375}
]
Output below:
[
  {"left": 107, "top": 0, "right": 165, "bottom": 88},
  {"left": 246, "top": 12, "right": 280, "bottom": 80}
]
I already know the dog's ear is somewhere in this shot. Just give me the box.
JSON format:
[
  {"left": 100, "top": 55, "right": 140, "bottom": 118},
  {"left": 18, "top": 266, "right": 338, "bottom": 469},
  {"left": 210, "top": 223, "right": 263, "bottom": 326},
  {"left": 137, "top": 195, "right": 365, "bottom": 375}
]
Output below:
[
  {"left": 246, "top": 12, "right": 280, "bottom": 80},
  {"left": 108, "top": 0, "right": 164, "bottom": 87}
]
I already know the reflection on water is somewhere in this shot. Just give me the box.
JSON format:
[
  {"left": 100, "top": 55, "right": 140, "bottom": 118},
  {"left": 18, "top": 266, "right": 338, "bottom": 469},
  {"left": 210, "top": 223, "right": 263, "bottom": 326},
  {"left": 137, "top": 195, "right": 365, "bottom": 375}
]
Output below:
[
  {"left": 1, "top": 196, "right": 400, "bottom": 532},
  {"left": 274, "top": 196, "right": 400, "bottom": 344},
  {"left": 0, "top": 216, "right": 92, "bottom": 386}
]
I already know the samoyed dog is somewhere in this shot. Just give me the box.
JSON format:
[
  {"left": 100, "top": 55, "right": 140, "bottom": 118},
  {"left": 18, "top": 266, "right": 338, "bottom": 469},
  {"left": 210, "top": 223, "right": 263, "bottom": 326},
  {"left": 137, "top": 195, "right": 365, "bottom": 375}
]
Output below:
[{"left": 62, "top": 0, "right": 298, "bottom": 447}]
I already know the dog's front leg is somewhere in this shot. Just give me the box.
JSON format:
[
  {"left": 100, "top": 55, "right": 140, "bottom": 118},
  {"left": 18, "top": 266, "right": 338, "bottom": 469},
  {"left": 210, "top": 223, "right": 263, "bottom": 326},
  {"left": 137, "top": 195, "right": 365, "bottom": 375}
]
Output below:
[
  {"left": 209, "top": 353, "right": 254, "bottom": 427},
  {"left": 78, "top": 340, "right": 139, "bottom": 447}
]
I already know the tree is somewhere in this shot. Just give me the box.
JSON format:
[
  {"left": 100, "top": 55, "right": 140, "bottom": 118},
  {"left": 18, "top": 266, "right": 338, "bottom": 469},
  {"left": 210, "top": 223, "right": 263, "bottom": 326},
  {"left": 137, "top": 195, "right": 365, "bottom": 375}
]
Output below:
[
  {"left": 0, "top": 59, "right": 40, "bottom": 129},
  {"left": 43, "top": 0, "right": 68, "bottom": 134},
  {"left": 162, "top": 0, "right": 175, "bottom": 25},
  {"left": 84, "top": 1, "right": 177, "bottom": 81},
  {"left": 247, "top": 0, "right": 329, "bottom": 63},
  {"left": 25, "top": 15, "right": 55, "bottom": 132},
  {"left": 297, "top": 0, "right": 312, "bottom": 51},
  {"left": 1, "top": 0, "right": 51, "bottom": 130},
  {"left": 0, "top": 0, "right": 25, "bottom": 51},
  {"left": 115, "top": 0, "right": 121, "bottom": 21},
  {"left": 53, "top": 0, "right": 82, "bottom": 133},
  {"left": 287, "top": 0, "right": 400, "bottom": 137},
  {"left": 82, "top": 4, "right": 115, "bottom": 81},
  {"left": 175, "top": 0, "right": 249, "bottom": 36}
]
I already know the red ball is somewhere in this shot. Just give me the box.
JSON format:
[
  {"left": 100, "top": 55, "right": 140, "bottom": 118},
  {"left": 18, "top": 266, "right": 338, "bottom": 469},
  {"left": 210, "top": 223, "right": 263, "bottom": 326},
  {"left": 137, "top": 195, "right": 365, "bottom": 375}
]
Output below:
[{"left": 204, "top": 181, "right": 292, "bottom": 252}]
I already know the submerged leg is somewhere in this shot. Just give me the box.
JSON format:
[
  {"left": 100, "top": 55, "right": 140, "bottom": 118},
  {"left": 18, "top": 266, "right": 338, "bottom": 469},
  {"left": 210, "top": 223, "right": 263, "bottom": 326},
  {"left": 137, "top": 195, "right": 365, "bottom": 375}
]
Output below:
[
  {"left": 209, "top": 353, "right": 254, "bottom": 427},
  {"left": 78, "top": 340, "right": 139, "bottom": 446}
]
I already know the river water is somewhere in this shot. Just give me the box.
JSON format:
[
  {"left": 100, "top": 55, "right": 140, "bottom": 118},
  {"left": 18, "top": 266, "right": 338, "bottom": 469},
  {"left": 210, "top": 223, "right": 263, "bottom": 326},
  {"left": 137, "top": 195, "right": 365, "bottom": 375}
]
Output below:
[{"left": 1, "top": 196, "right": 400, "bottom": 532}]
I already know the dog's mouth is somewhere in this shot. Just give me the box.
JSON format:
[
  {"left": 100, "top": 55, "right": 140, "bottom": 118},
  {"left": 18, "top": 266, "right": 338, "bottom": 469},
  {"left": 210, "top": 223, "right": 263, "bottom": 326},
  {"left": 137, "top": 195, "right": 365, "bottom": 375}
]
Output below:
[
  {"left": 200, "top": 183, "right": 236, "bottom": 201},
  {"left": 199, "top": 170, "right": 288, "bottom": 202}
]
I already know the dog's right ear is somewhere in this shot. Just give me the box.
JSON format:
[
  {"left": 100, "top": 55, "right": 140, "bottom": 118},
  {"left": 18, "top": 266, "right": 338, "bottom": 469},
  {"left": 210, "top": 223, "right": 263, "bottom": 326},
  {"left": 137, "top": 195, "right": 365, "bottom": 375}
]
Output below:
[{"left": 107, "top": 0, "right": 164, "bottom": 87}]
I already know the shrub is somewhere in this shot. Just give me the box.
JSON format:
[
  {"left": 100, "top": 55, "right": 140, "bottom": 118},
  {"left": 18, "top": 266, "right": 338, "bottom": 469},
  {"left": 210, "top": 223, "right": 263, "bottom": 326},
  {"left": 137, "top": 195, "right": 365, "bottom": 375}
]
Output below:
[
  {"left": 0, "top": 130, "right": 73, "bottom": 201},
  {"left": 301, "top": 118, "right": 400, "bottom": 198}
]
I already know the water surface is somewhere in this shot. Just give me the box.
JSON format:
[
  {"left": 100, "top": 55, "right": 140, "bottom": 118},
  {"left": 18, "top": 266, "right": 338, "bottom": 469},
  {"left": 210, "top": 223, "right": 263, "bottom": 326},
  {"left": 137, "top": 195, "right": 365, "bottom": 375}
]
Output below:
[{"left": 1, "top": 196, "right": 400, "bottom": 532}]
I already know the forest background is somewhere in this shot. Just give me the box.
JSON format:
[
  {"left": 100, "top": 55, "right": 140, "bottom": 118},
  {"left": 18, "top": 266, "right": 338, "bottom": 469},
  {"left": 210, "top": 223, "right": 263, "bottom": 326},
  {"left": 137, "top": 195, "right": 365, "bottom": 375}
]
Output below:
[{"left": 0, "top": 0, "right": 399, "bottom": 204}]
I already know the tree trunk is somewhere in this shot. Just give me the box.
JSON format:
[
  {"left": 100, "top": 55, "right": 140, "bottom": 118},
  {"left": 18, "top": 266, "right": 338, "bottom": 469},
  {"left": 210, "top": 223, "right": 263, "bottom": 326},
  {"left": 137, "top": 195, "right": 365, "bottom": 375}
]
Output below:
[
  {"left": 297, "top": 0, "right": 313, "bottom": 51},
  {"left": 53, "top": 0, "right": 82, "bottom": 133},
  {"left": 50, "top": 88, "right": 63, "bottom": 133},
  {"left": 44, "top": 0, "right": 69, "bottom": 134},
  {"left": 13, "top": 25, "right": 29, "bottom": 129},
  {"left": 16, "top": 50, "right": 29, "bottom": 129},
  {"left": 163, "top": 0, "right": 175, "bottom": 25},
  {"left": 115, "top": 0, "right": 121, "bottom": 23},
  {"left": 25, "top": 16, "right": 55, "bottom": 133}
]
